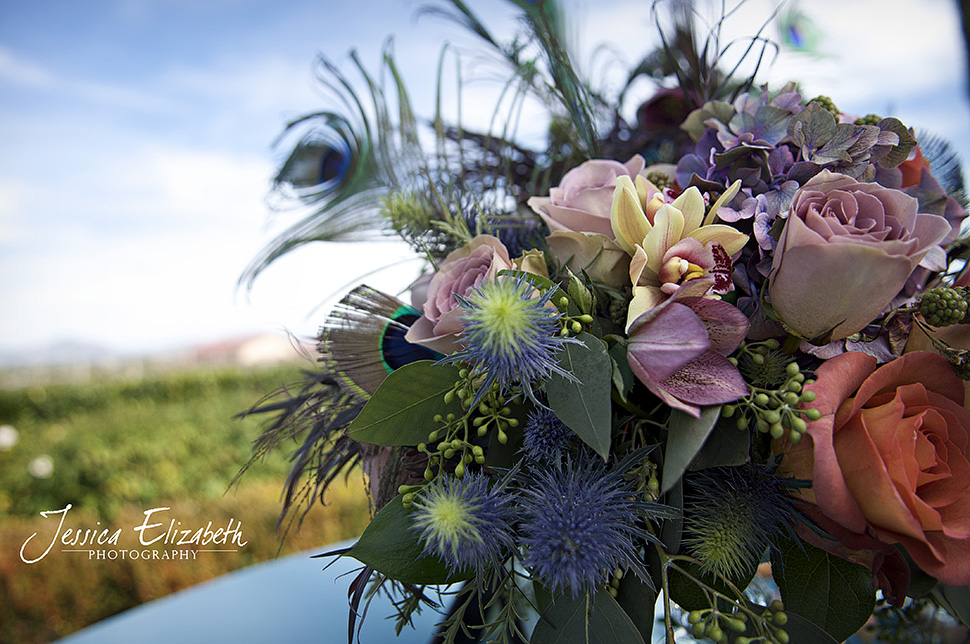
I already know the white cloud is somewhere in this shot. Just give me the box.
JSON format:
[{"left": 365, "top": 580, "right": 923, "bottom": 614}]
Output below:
[{"left": 0, "top": 45, "right": 54, "bottom": 88}]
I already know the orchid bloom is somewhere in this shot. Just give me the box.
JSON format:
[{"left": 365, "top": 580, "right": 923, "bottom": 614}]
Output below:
[
  {"left": 610, "top": 176, "right": 748, "bottom": 328},
  {"left": 626, "top": 278, "right": 750, "bottom": 418}
]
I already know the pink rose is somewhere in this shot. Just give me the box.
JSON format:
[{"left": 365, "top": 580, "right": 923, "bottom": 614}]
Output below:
[
  {"left": 527, "top": 156, "right": 645, "bottom": 237},
  {"left": 768, "top": 170, "right": 950, "bottom": 342},
  {"left": 404, "top": 235, "right": 513, "bottom": 354},
  {"left": 780, "top": 351, "right": 970, "bottom": 589}
]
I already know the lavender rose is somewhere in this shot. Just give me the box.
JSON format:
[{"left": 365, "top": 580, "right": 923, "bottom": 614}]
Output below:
[
  {"left": 405, "top": 235, "right": 513, "bottom": 354},
  {"left": 768, "top": 170, "right": 950, "bottom": 342},
  {"left": 527, "top": 156, "right": 645, "bottom": 237}
]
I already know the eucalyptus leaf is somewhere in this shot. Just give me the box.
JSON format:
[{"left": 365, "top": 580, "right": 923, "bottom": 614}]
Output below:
[
  {"left": 530, "top": 591, "right": 646, "bottom": 644},
  {"left": 346, "top": 361, "right": 462, "bottom": 446},
  {"left": 940, "top": 584, "right": 970, "bottom": 628},
  {"left": 688, "top": 416, "right": 750, "bottom": 471},
  {"left": 783, "top": 611, "right": 842, "bottom": 644},
  {"left": 661, "top": 406, "right": 721, "bottom": 493},
  {"left": 547, "top": 332, "right": 613, "bottom": 459},
  {"left": 615, "top": 571, "right": 658, "bottom": 642},
  {"left": 346, "top": 494, "right": 469, "bottom": 585},
  {"left": 772, "top": 537, "right": 874, "bottom": 643},
  {"left": 667, "top": 559, "right": 757, "bottom": 612},
  {"left": 608, "top": 342, "right": 635, "bottom": 403}
]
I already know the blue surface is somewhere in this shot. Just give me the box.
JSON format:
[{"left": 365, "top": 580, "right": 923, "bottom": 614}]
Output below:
[{"left": 56, "top": 542, "right": 443, "bottom": 644}]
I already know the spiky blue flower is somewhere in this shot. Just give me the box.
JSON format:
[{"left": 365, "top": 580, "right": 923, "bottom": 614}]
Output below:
[
  {"left": 518, "top": 454, "right": 667, "bottom": 598},
  {"left": 442, "top": 275, "right": 579, "bottom": 401},
  {"left": 410, "top": 472, "right": 515, "bottom": 575},
  {"left": 522, "top": 407, "right": 573, "bottom": 463}
]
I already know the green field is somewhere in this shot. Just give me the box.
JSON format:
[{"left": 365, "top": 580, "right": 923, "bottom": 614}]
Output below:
[{"left": 0, "top": 364, "right": 370, "bottom": 643}]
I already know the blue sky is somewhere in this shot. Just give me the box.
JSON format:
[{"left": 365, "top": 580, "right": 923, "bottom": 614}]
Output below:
[{"left": 1, "top": 0, "right": 967, "bottom": 357}]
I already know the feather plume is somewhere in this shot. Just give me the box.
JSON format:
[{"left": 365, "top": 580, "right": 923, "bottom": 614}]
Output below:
[{"left": 321, "top": 285, "right": 440, "bottom": 398}]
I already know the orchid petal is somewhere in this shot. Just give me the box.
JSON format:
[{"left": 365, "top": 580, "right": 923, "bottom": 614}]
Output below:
[
  {"left": 626, "top": 286, "right": 667, "bottom": 331},
  {"left": 671, "top": 186, "right": 705, "bottom": 232},
  {"left": 703, "top": 179, "right": 743, "bottom": 226},
  {"left": 610, "top": 176, "right": 649, "bottom": 255},
  {"left": 627, "top": 302, "right": 710, "bottom": 382},
  {"left": 658, "top": 351, "right": 749, "bottom": 405},
  {"left": 643, "top": 204, "right": 686, "bottom": 274},
  {"left": 677, "top": 297, "right": 750, "bottom": 355},
  {"left": 689, "top": 224, "right": 750, "bottom": 256}
]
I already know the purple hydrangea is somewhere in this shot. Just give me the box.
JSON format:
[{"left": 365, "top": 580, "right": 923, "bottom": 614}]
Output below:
[
  {"left": 522, "top": 407, "right": 573, "bottom": 463},
  {"left": 518, "top": 454, "right": 668, "bottom": 597}
]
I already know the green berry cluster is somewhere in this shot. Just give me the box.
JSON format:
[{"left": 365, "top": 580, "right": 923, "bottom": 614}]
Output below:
[
  {"left": 920, "top": 286, "right": 970, "bottom": 327},
  {"left": 723, "top": 361, "right": 820, "bottom": 444},
  {"left": 556, "top": 296, "right": 594, "bottom": 336},
  {"left": 686, "top": 607, "right": 750, "bottom": 643},
  {"left": 606, "top": 567, "right": 624, "bottom": 598},
  {"left": 734, "top": 339, "right": 790, "bottom": 388},
  {"left": 809, "top": 95, "right": 840, "bottom": 117},
  {"left": 734, "top": 600, "right": 790, "bottom": 644},
  {"left": 854, "top": 113, "right": 882, "bottom": 126}
]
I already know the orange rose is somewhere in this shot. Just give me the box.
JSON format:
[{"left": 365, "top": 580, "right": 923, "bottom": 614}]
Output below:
[{"left": 781, "top": 351, "right": 970, "bottom": 589}]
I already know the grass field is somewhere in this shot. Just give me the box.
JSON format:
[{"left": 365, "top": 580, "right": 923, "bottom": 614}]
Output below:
[{"left": 0, "top": 364, "right": 370, "bottom": 643}]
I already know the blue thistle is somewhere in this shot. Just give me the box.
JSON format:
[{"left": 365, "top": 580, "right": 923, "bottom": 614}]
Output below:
[
  {"left": 682, "top": 464, "right": 800, "bottom": 581},
  {"left": 518, "top": 453, "right": 669, "bottom": 598},
  {"left": 441, "top": 275, "right": 579, "bottom": 402},
  {"left": 410, "top": 472, "right": 515, "bottom": 575},
  {"left": 522, "top": 407, "right": 573, "bottom": 463}
]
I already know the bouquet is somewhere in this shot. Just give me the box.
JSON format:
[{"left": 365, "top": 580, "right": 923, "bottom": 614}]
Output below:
[{"left": 240, "top": 1, "right": 970, "bottom": 642}]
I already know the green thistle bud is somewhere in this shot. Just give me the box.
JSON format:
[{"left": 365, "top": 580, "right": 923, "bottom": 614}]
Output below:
[
  {"left": 682, "top": 465, "right": 799, "bottom": 582},
  {"left": 740, "top": 349, "right": 796, "bottom": 388}
]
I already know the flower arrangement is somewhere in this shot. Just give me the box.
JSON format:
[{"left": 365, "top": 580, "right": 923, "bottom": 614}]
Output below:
[{"left": 240, "top": 1, "right": 970, "bottom": 642}]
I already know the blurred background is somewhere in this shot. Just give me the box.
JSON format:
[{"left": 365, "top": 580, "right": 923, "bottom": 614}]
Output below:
[{"left": 1, "top": 0, "right": 967, "bottom": 642}]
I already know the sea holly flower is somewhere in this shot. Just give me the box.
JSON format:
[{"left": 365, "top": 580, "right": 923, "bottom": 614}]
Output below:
[
  {"left": 626, "top": 279, "right": 749, "bottom": 417},
  {"left": 522, "top": 407, "right": 573, "bottom": 463},
  {"left": 610, "top": 176, "right": 748, "bottom": 326},
  {"left": 410, "top": 472, "right": 515, "bottom": 575},
  {"left": 518, "top": 453, "right": 668, "bottom": 598},
  {"left": 405, "top": 235, "right": 514, "bottom": 354},
  {"left": 441, "top": 275, "right": 580, "bottom": 402}
]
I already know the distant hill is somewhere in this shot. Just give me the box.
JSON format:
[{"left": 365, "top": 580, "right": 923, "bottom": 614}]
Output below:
[{"left": 0, "top": 333, "right": 310, "bottom": 388}]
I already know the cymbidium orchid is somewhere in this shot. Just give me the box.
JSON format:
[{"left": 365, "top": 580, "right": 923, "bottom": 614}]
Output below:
[
  {"left": 610, "top": 176, "right": 748, "bottom": 327},
  {"left": 626, "top": 278, "right": 749, "bottom": 418}
]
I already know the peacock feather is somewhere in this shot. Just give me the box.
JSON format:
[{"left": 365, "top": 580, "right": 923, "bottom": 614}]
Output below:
[{"left": 320, "top": 285, "right": 441, "bottom": 398}]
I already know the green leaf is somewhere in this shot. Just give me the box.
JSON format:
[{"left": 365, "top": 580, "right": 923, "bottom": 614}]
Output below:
[
  {"left": 346, "top": 361, "right": 462, "bottom": 446},
  {"left": 346, "top": 494, "right": 470, "bottom": 585},
  {"left": 667, "top": 559, "right": 757, "bottom": 612},
  {"left": 546, "top": 332, "right": 613, "bottom": 459},
  {"left": 661, "top": 406, "right": 720, "bottom": 493},
  {"left": 608, "top": 342, "right": 635, "bottom": 403},
  {"left": 688, "top": 416, "right": 749, "bottom": 471},
  {"left": 772, "top": 537, "right": 874, "bottom": 642},
  {"left": 940, "top": 584, "right": 970, "bottom": 628},
  {"left": 783, "top": 611, "right": 842, "bottom": 644},
  {"left": 530, "top": 590, "right": 646, "bottom": 644},
  {"left": 615, "top": 574, "right": 658, "bottom": 643}
]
